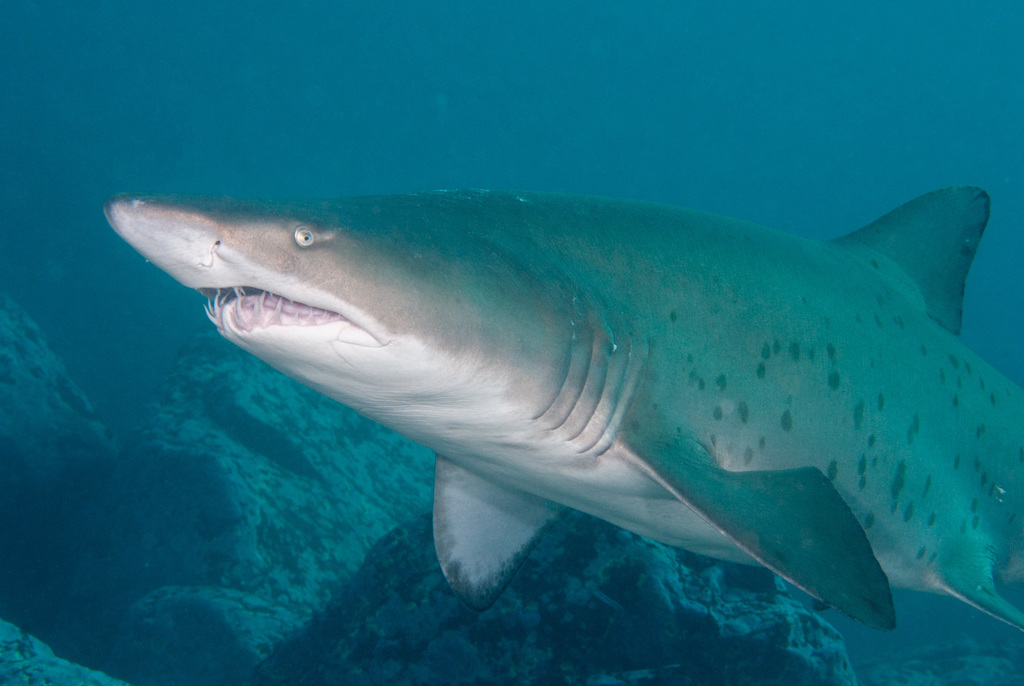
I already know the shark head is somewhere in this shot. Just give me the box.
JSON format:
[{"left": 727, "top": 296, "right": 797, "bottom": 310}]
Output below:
[{"left": 104, "top": 191, "right": 579, "bottom": 446}]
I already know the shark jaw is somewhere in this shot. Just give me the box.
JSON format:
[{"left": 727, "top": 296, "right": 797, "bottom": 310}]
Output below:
[{"left": 201, "top": 286, "right": 380, "bottom": 347}]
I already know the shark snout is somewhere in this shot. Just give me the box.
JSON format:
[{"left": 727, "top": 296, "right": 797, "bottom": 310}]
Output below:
[
  {"left": 104, "top": 194, "right": 228, "bottom": 288},
  {"left": 104, "top": 194, "right": 141, "bottom": 241}
]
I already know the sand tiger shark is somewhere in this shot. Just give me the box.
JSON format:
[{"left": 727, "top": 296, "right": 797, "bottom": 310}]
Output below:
[{"left": 106, "top": 186, "right": 1024, "bottom": 631}]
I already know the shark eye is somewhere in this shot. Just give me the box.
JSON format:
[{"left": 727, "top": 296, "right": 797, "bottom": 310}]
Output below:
[{"left": 294, "top": 226, "right": 314, "bottom": 247}]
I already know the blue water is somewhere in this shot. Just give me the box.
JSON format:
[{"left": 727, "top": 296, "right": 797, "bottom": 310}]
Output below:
[{"left": 1, "top": 0, "right": 1022, "bottom": 676}]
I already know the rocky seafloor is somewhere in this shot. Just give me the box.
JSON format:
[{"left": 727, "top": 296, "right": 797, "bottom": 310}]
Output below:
[{"left": 4, "top": 291, "right": 1003, "bottom": 685}]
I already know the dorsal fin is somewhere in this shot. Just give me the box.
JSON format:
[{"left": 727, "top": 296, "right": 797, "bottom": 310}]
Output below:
[{"left": 832, "top": 186, "right": 990, "bottom": 334}]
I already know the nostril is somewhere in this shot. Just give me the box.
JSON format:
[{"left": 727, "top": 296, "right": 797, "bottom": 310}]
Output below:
[{"left": 201, "top": 240, "right": 221, "bottom": 268}]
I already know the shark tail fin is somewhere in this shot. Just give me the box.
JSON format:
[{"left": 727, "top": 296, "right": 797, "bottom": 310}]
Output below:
[
  {"left": 939, "top": 539, "right": 1024, "bottom": 631},
  {"left": 832, "top": 186, "right": 990, "bottom": 335}
]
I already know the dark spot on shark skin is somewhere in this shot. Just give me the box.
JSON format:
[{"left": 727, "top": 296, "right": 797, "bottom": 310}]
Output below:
[
  {"left": 780, "top": 410, "right": 792, "bottom": 432},
  {"left": 903, "top": 502, "right": 915, "bottom": 522},
  {"left": 891, "top": 461, "right": 907, "bottom": 501},
  {"left": 827, "top": 460, "right": 838, "bottom": 481},
  {"left": 738, "top": 401, "right": 749, "bottom": 423},
  {"left": 948, "top": 354, "right": 960, "bottom": 369},
  {"left": 940, "top": 368, "right": 946, "bottom": 384},
  {"left": 773, "top": 339, "right": 782, "bottom": 355},
  {"left": 957, "top": 376, "right": 962, "bottom": 390},
  {"left": 871, "top": 258, "right": 879, "bottom": 269},
  {"left": 927, "top": 512, "right": 936, "bottom": 527},
  {"left": 858, "top": 475, "right": 867, "bottom": 490},
  {"left": 971, "top": 499, "right": 978, "bottom": 513},
  {"left": 1010, "top": 513, "right": 1017, "bottom": 525},
  {"left": 991, "top": 392, "right": 997, "bottom": 406},
  {"left": 953, "top": 394, "right": 959, "bottom": 408},
  {"left": 858, "top": 455, "right": 867, "bottom": 476},
  {"left": 687, "top": 354, "right": 694, "bottom": 364},
  {"left": 988, "top": 483, "right": 996, "bottom": 498},
  {"left": 826, "top": 343, "right": 836, "bottom": 361},
  {"left": 698, "top": 378, "right": 706, "bottom": 391},
  {"left": 890, "top": 502, "right": 899, "bottom": 515},
  {"left": 856, "top": 313, "right": 863, "bottom": 324},
  {"left": 928, "top": 552, "right": 938, "bottom": 565},
  {"left": 874, "top": 313, "right": 884, "bottom": 328},
  {"left": 965, "top": 361, "right": 972, "bottom": 375},
  {"left": 756, "top": 362, "right": 766, "bottom": 379},
  {"left": 867, "top": 434, "right": 876, "bottom": 448},
  {"left": 972, "top": 515, "right": 980, "bottom": 530},
  {"left": 713, "top": 406, "right": 723, "bottom": 420},
  {"left": 976, "top": 424, "right": 986, "bottom": 439},
  {"left": 923, "top": 476, "right": 932, "bottom": 498},
  {"left": 761, "top": 343, "right": 771, "bottom": 360},
  {"left": 854, "top": 400, "right": 865, "bottom": 430},
  {"left": 1019, "top": 447, "right": 1023, "bottom": 464},
  {"left": 743, "top": 447, "right": 754, "bottom": 465},
  {"left": 808, "top": 347, "right": 815, "bottom": 361},
  {"left": 877, "top": 393, "right": 885, "bottom": 411},
  {"left": 876, "top": 294, "right": 885, "bottom": 307},
  {"left": 915, "top": 547, "right": 928, "bottom": 561},
  {"left": 759, "top": 436, "right": 766, "bottom": 450},
  {"left": 907, "top": 415, "right": 920, "bottom": 445},
  {"left": 716, "top": 374, "right": 727, "bottom": 391},
  {"left": 864, "top": 512, "right": 875, "bottom": 529},
  {"left": 688, "top": 370, "right": 700, "bottom": 387},
  {"left": 670, "top": 310, "right": 678, "bottom": 322},
  {"left": 710, "top": 435, "right": 717, "bottom": 448},
  {"left": 974, "top": 457, "right": 981, "bottom": 472},
  {"left": 980, "top": 377, "right": 986, "bottom": 390},
  {"left": 789, "top": 342, "right": 800, "bottom": 361},
  {"left": 828, "top": 371, "right": 840, "bottom": 389},
  {"left": 921, "top": 344, "right": 928, "bottom": 356},
  {"left": 961, "top": 520, "right": 967, "bottom": 534},
  {"left": 954, "top": 454, "right": 961, "bottom": 469},
  {"left": 981, "top": 472, "right": 988, "bottom": 487}
]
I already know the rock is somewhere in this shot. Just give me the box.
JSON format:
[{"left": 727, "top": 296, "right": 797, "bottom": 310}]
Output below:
[
  {"left": 0, "top": 617, "right": 129, "bottom": 685},
  {"left": 856, "top": 639, "right": 1024, "bottom": 686},
  {"left": 53, "top": 331, "right": 434, "bottom": 681},
  {"left": 252, "top": 512, "right": 856, "bottom": 686},
  {"left": 106, "top": 586, "right": 300, "bottom": 686},
  {"left": 0, "top": 294, "right": 118, "bottom": 638}
]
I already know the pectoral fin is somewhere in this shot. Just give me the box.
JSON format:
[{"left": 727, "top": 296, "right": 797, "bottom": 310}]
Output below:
[
  {"left": 432, "top": 454, "right": 566, "bottom": 611},
  {"left": 632, "top": 438, "right": 896, "bottom": 629}
]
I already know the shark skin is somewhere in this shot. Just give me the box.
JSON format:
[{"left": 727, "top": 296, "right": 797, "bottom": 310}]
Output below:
[{"left": 105, "top": 187, "right": 1024, "bottom": 632}]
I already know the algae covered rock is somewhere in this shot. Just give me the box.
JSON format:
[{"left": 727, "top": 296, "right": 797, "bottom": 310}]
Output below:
[
  {"left": 0, "top": 293, "right": 118, "bottom": 637},
  {"left": 253, "top": 512, "right": 856, "bottom": 686},
  {"left": 57, "top": 331, "right": 433, "bottom": 678},
  {"left": 857, "top": 639, "right": 1024, "bottom": 686},
  {"left": 0, "top": 618, "right": 128, "bottom": 685}
]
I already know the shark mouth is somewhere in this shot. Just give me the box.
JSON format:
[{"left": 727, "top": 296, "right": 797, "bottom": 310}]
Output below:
[{"left": 203, "top": 287, "right": 351, "bottom": 333}]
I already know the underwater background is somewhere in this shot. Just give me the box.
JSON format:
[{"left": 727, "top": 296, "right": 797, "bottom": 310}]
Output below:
[{"left": 1, "top": 1, "right": 1023, "bottom": 683}]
